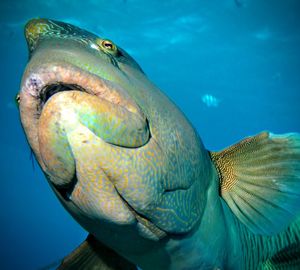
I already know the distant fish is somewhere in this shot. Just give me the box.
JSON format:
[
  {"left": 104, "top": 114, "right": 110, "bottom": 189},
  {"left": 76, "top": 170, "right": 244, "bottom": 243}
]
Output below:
[{"left": 201, "top": 94, "right": 220, "bottom": 107}]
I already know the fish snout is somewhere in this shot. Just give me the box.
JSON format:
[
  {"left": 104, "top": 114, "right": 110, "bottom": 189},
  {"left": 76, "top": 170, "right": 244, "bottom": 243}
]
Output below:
[{"left": 19, "top": 62, "right": 150, "bottom": 188}]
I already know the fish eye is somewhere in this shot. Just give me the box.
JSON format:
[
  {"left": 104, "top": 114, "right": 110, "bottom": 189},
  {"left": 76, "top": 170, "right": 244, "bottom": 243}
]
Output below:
[
  {"left": 102, "top": 40, "right": 114, "bottom": 50},
  {"left": 97, "top": 39, "right": 117, "bottom": 54}
]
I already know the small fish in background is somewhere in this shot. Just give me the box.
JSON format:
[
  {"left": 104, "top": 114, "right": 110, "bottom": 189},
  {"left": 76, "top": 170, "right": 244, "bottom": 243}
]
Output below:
[{"left": 201, "top": 94, "right": 220, "bottom": 107}]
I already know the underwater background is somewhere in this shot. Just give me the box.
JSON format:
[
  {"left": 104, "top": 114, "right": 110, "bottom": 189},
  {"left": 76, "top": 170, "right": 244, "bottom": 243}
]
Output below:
[{"left": 0, "top": 0, "right": 299, "bottom": 269}]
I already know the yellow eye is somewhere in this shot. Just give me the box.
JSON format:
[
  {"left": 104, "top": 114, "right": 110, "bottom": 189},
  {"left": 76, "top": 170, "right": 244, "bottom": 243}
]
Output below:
[
  {"left": 96, "top": 38, "right": 117, "bottom": 54},
  {"left": 102, "top": 40, "right": 115, "bottom": 50}
]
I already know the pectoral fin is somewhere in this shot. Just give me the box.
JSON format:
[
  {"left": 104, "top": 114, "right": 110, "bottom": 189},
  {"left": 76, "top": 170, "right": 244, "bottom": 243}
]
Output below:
[
  {"left": 210, "top": 132, "right": 300, "bottom": 235},
  {"left": 57, "top": 234, "right": 136, "bottom": 270}
]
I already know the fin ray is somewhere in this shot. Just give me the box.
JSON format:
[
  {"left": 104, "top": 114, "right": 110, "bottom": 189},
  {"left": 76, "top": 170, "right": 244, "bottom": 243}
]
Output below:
[{"left": 211, "top": 132, "right": 300, "bottom": 235}]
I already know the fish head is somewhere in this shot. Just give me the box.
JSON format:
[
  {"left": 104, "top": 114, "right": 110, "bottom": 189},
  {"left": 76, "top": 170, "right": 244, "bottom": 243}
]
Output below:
[{"left": 19, "top": 19, "right": 212, "bottom": 247}]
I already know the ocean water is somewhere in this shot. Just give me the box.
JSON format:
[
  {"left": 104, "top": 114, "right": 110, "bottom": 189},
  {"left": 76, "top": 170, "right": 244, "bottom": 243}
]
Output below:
[{"left": 0, "top": 0, "right": 299, "bottom": 269}]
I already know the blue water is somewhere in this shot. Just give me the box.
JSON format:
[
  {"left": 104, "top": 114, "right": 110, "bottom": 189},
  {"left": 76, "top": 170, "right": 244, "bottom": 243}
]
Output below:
[{"left": 0, "top": 0, "right": 299, "bottom": 269}]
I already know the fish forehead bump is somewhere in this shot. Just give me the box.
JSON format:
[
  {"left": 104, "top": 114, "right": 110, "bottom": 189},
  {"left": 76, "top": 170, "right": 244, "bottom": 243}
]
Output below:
[
  {"left": 24, "top": 18, "right": 144, "bottom": 74},
  {"left": 25, "top": 18, "right": 95, "bottom": 53}
]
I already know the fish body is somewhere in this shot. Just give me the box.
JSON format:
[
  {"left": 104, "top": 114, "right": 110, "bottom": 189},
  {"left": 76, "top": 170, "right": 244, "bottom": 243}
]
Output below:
[
  {"left": 19, "top": 19, "right": 300, "bottom": 270},
  {"left": 201, "top": 94, "right": 220, "bottom": 107}
]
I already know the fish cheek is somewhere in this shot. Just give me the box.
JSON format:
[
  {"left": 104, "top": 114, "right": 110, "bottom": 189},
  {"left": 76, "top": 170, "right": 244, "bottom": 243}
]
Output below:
[
  {"left": 38, "top": 100, "right": 76, "bottom": 186},
  {"left": 65, "top": 122, "right": 136, "bottom": 225}
]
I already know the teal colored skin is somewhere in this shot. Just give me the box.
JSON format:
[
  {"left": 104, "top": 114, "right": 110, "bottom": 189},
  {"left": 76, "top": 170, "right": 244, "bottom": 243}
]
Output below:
[{"left": 19, "top": 19, "right": 300, "bottom": 270}]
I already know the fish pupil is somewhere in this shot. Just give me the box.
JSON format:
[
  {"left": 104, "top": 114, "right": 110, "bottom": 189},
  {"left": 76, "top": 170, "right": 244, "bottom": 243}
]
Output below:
[{"left": 102, "top": 40, "right": 114, "bottom": 50}]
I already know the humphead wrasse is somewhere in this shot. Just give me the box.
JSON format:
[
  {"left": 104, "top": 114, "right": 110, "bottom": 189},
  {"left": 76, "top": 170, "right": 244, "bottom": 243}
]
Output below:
[{"left": 18, "top": 19, "right": 300, "bottom": 270}]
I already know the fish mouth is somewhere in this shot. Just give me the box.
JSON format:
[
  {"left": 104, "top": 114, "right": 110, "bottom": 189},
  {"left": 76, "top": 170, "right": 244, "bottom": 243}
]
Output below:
[
  {"left": 39, "top": 82, "right": 86, "bottom": 108},
  {"left": 20, "top": 61, "right": 150, "bottom": 187},
  {"left": 19, "top": 61, "right": 157, "bottom": 230},
  {"left": 21, "top": 62, "right": 145, "bottom": 116}
]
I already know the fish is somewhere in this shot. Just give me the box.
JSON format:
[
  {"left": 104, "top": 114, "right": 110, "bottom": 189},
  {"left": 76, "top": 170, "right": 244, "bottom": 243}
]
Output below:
[
  {"left": 201, "top": 94, "right": 220, "bottom": 107},
  {"left": 18, "top": 18, "right": 300, "bottom": 270}
]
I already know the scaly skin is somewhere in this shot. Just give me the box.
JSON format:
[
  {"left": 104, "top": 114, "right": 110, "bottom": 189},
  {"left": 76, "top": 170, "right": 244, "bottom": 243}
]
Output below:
[{"left": 19, "top": 19, "right": 300, "bottom": 270}]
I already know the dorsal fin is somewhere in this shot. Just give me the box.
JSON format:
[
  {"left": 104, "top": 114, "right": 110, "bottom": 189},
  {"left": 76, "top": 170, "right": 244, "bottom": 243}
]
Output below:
[
  {"left": 57, "top": 234, "right": 136, "bottom": 270},
  {"left": 210, "top": 132, "right": 300, "bottom": 235}
]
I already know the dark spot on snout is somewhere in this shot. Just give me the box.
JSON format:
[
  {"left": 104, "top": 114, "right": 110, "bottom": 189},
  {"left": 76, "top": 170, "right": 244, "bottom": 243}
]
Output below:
[{"left": 30, "top": 78, "right": 39, "bottom": 88}]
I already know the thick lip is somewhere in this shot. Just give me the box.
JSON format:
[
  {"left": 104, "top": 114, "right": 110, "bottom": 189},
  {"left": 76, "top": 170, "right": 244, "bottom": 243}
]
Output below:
[
  {"left": 19, "top": 62, "right": 148, "bottom": 171},
  {"left": 21, "top": 62, "right": 143, "bottom": 113},
  {"left": 19, "top": 62, "right": 165, "bottom": 237}
]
